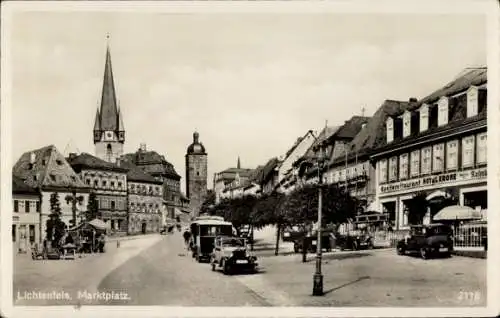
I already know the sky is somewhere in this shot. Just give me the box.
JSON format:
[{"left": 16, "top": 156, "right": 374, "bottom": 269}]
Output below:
[{"left": 9, "top": 10, "right": 486, "bottom": 192}]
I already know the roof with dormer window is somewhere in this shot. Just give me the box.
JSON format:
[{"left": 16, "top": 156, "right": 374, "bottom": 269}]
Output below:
[
  {"left": 371, "top": 67, "right": 487, "bottom": 158},
  {"left": 118, "top": 159, "right": 163, "bottom": 184},
  {"left": 121, "top": 148, "right": 180, "bottom": 180},
  {"left": 67, "top": 152, "right": 128, "bottom": 173},
  {"left": 13, "top": 175, "right": 39, "bottom": 194},
  {"left": 13, "top": 145, "right": 88, "bottom": 191}
]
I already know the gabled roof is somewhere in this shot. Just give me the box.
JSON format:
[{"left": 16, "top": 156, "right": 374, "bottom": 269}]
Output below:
[
  {"left": 67, "top": 152, "right": 128, "bottom": 173},
  {"left": 329, "top": 116, "right": 371, "bottom": 141},
  {"left": 218, "top": 167, "right": 254, "bottom": 178},
  {"left": 12, "top": 175, "right": 38, "bottom": 194},
  {"left": 13, "top": 145, "right": 88, "bottom": 191},
  {"left": 330, "top": 100, "right": 409, "bottom": 165},
  {"left": 297, "top": 125, "right": 341, "bottom": 166},
  {"left": 118, "top": 160, "right": 162, "bottom": 184},
  {"left": 282, "top": 130, "right": 316, "bottom": 163}
]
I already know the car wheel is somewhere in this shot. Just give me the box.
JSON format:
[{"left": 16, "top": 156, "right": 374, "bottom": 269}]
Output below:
[
  {"left": 397, "top": 246, "right": 405, "bottom": 255},
  {"left": 222, "top": 260, "right": 230, "bottom": 275},
  {"left": 420, "top": 248, "right": 429, "bottom": 260}
]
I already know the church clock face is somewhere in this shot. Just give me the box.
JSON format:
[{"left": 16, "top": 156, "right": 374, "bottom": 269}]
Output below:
[{"left": 104, "top": 131, "right": 114, "bottom": 141}]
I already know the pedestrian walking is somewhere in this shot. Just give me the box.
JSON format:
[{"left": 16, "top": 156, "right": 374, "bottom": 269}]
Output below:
[{"left": 183, "top": 229, "right": 192, "bottom": 249}]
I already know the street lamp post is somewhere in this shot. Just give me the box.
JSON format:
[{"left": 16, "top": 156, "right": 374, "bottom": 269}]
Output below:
[{"left": 313, "top": 144, "right": 326, "bottom": 296}]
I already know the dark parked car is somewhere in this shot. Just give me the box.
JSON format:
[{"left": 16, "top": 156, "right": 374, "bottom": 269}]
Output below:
[
  {"left": 239, "top": 225, "right": 254, "bottom": 244},
  {"left": 293, "top": 230, "right": 334, "bottom": 253},
  {"left": 396, "top": 223, "right": 453, "bottom": 259},
  {"left": 282, "top": 225, "right": 305, "bottom": 242},
  {"left": 336, "top": 231, "right": 374, "bottom": 251}
]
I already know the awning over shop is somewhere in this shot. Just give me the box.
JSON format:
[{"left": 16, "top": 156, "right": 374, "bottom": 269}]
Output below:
[
  {"left": 433, "top": 205, "right": 482, "bottom": 221},
  {"left": 88, "top": 218, "right": 111, "bottom": 230}
]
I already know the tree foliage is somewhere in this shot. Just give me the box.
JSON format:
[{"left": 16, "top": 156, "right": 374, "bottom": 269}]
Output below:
[
  {"left": 208, "top": 183, "right": 358, "bottom": 232},
  {"left": 282, "top": 183, "right": 359, "bottom": 228},
  {"left": 49, "top": 192, "right": 61, "bottom": 216},
  {"left": 46, "top": 192, "right": 66, "bottom": 248},
  {"left": 86, "top": 191, "right": 99, "bottom": 221},
  {"left": 199, "top": 190, "right": 216, "bottom": 216}
]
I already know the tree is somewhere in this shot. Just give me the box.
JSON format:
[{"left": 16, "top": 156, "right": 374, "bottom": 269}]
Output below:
[
  {"left": 46, "top": 192, "right": 66, "bottom": 248},
  {"left": 199, "top": 191, "right": 216, "bottom": 215},
  {"left": 281, "top": 183, "right": 359, "bottom": 262},
  {"left": 65, "top": 190, "right": 85, "bottom": 227},
  {"left": 86, "top": 191, "right": 99, "bottom": 221}
]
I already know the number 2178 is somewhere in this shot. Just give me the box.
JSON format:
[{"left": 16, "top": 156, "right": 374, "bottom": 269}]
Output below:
[{"left": 458, "top": 291, "right": 481, "bottom": 302}]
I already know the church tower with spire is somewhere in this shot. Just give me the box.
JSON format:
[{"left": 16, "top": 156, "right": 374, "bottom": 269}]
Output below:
[
  {"left": 185, "top": 131, "right": 208, "bottom": 218},
  {"left": 93, "top": 38, "right": 125, "bottom": 163}
]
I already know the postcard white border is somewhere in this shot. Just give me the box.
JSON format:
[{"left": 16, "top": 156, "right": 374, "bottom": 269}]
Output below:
[{"left": 1, "top": 0, "right": 499, "bottom": 317}]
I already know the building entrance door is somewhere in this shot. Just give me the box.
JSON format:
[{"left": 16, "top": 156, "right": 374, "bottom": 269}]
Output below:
[{"left": 142, "top": 222, "right": 147, "bottom": 234}]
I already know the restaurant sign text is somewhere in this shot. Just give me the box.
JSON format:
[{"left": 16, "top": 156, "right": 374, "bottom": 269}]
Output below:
[{"left": 379, "top": 168, "right": 487, "bottom": 194}]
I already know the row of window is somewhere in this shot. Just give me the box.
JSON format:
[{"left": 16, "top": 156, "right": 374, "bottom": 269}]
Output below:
[
  {"left": 98, "top": 198, "right": 127, "bottom": 210},
  {"left": 13, "top": 200, "right": 40, "bottom": 213},
  {"left": 84, "top": 172, "right": 126, "bottom": 181},
  {"left": 86, "top": 178, "right": 125, "bottom": 190},
  {"left": 129, "top": 202, "right": 161, "bottom": 213},
  {"left": 379, "top": 132, "right": 486, "bottom": 183},
  {"left": 129, "top": 184, "right": 162, "bottom": 196},
  {"left": 326, "top": 162, "right": 369, "bottom": 184}
]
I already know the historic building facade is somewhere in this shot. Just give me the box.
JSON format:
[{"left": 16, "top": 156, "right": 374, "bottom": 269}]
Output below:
[
  {"left": 277, "top": 130, "right": 316, "bottom": 193},
  {"left": 13, "top": 145, "right": 90, "bottom": 238},
  {"left": 120, "top": 160, "right": 163, "bottom": 234},
  {"left": 371, "top": 68, "right": 487, "bottom": 230},
  {"left": 122, "top": 144, "right": 182, "bottom": 220},
  {"left": 93, "top": 43, "right": 125, "bottom": 164},
  {"left": 185, "top": 131, "right": 208, "bottom": 217},
  {"left": 12, "top": 176, "right": 42, "bottom": 253},
  {"left": 214, "top": 157, "right": 254, "bottom": 203},
  {"left": 67, "top": 152, "right": 129, "bottom": 233}
]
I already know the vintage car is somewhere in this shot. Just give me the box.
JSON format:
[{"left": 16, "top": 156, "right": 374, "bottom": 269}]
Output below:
[
  {"left": 293, "top": 230, "right": 334, "bottom": 253},
  {"left": 282, "top": 225, "right": 305, "bottom": 242},
  {"left": 210, "top": 236, "right": 258, "bottom": 275},
  {"left": 396, "top": 223, "right": 453, "bottom": 259},
  {"left": 238, "top": 224, "right": 254, "bottom": 244},
  {"left": 336, "top": 230, "right": 374, "bottom": 251}
]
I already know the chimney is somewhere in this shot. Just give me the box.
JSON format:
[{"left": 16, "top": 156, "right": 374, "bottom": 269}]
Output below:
[
  {"left": 115, "top": 157, "right": 121, "bottom": 167},
  {"left": 68, "top": 153, "right": 77, "bottom": 161},
  {"left": 30, "top": 152, "right": 36, "bottom": 164},
  {"left": 409, "top": 97, "right": 418, "bottom": 103}
]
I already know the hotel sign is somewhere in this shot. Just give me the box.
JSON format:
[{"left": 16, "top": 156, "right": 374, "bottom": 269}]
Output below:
[{"left": 379, "top": 168, "right": 487, "bottom": 194}]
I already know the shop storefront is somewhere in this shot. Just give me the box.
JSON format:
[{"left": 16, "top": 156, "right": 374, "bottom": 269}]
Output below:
[{"left": 377, "top": 167, "right": 487, "bottom": 229}]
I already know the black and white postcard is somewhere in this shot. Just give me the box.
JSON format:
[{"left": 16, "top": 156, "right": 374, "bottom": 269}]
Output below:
[{"left": 1, "top": 1, "right": 499, "bottom": 317}]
